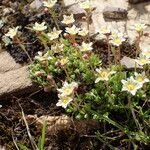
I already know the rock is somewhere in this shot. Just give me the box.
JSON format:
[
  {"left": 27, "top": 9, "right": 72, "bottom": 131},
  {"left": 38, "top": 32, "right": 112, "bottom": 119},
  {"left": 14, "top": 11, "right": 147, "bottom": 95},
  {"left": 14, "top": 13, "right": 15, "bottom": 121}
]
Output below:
[
  {"left": 0, "top": 51, "right": 39, "bottom": 98},
  {"left": 67, "top": 3, "right": 86, "bottom": 19},
  {"left": 120, "top": 56, "right": 142, "bottom": 69},
  {"left": 30, "top": 0, "right": 43, "bottom": 10},
  {"left": 0, "top": 66, "right": 38, "bottom": 98},
  {"left": 103, "top": 6, "right": 128, "bottom": 20},
  {"left": 0, "top": 51, "right": 21, "bottom": 73},
  {"left": 26, "top": 115, "right": 100, "bottom": 135},
  {"left": 129, "top": 0, "right": 150, "bottom": 4},
  {"left": 0, "top": 146, "right": 6, "bottom": 150}
]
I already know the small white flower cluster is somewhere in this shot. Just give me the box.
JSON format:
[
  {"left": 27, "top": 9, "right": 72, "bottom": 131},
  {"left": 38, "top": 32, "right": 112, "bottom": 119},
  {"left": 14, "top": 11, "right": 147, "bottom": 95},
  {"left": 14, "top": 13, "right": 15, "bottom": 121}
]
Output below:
[
  {"left": 5, "top": 26, "right": 19, "bottom": 39},
  {"left": 56, "top": 81, "right": 78, "bottom": 108},
  {"left": 33, "top": 22, "right": 47, "bottom": 31},
  {"left": 43, "top": 0, "right": 57, "bottom": 8},
  {"left": 79, "top": 0, "right": 93, "bottom": 10},
  {"left": 60, "top": 13, "right": 89, "bottom": 36},
  {"left": 51, "top": 43, "right": 64, "bottom": 53},
  {"left": 35, "top": 51, "right": 52, "bottom": 62},
  {"left": 131, "top": 23, "right": 147, "bottom": 33},
  {"left": 47, "top": 27, "right": 62, "bottom": 41},
  {"left": 121, "top": 72, "right": 149, "bottom": 95},
  {"left": 32, "top": 22, "right": 62, "bottom": 41},
  {"left": 97, "top": 23, "right": 147, "bottom": 47},
  {"left": 98, "top": 26, "right": 126, "bottom": 47},
  {"left": 135, "top": 48, "right": 150, "bottom": 67},
  {"left": 95, "top": 67, "right": 116, "bottom": 83},
  {"left": 80, "top": 42, "right": 93, "bottom": 52}
]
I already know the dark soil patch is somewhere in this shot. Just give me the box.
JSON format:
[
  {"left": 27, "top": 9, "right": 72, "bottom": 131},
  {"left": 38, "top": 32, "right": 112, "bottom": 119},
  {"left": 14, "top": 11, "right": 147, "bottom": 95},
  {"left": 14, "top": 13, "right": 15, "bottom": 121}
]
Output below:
[{"left": 0, "top": 90, "right": 103, "bottom": 150}]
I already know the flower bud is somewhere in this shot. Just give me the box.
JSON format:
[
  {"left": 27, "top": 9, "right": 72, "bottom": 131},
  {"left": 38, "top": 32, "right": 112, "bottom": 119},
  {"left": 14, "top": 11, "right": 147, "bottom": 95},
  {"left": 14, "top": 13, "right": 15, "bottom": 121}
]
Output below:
[
  {"left": 73, "top": 42, "right": 79, "bottom": 47},
  {"left": 44, "top": 86, "right": 51, "bottom": 92},
  {"left": 34, "top": 71, "right": 45, "bottom": 77},
  {"left": 44, "top": 8, "right": 49, "bottom": 13},
  {"left": 143, "top": 32, "right": 149, "bottom": 37},
  {"left": 47, "top": 75, "right": 53, "bottom": 81},
  {"left": 82, "top": 53, "right": 89, "bottom": 60}
]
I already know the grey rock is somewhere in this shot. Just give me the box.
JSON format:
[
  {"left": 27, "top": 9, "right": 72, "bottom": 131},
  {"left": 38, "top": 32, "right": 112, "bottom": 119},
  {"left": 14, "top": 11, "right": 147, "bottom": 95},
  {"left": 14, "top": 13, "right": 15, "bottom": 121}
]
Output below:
[
  {"left": 0, "top": 66, "right": 39, "bottom": 98},
  {"left": 0, "top": 52, "right": 39, "bottom": 98},
  {"left": 30, "top": 0, "right": 43, "bottom": 10},
  {"left": 67, "top": 3, "right": 86, "bottom": 19},
  {"left": 0, "top": 51, "right": 21, "bottom": 73},
  {"left": 129, "top": 0, "right": 150, "bottom": 4},
  {"left": 103, "top": 6, "right": 128, "bottom": 20},
  {"left": 120, "top": 56, "right": 142, "bottom": 69}
]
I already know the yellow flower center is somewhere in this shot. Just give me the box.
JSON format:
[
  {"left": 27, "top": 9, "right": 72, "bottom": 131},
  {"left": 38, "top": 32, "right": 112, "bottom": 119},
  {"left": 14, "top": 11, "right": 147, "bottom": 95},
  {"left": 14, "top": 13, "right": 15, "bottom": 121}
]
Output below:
[
  {"left": 136, "top": 76, "right": 144, "bottom": 82},
  {"left": 126, "top": 83, "right": 136, "bottom": 90},
  {"left": 64, "top": 88, "right": 73, "bottom": 95},
  {"left": 62, "top": 97, "right": 70, "bottom": 104},
  {"left": 135, "top": 25, "right": 142, "bottom": 32},
  {"left": 99, "top": 71, "right": 109, "bottom": 78},
  {"left": 60, "top": 58, "right": 68, "bottom": 65},
  {"left": 113, "top": 38, "right": 121, "bottom": 44},
  {"left": 139, "top": 59, "right": 147, "bottom": 64}
]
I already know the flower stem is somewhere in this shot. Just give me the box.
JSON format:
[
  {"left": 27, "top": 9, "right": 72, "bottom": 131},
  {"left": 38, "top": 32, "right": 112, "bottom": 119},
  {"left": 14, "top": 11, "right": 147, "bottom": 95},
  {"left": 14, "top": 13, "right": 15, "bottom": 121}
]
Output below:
[
  {"left": 50, "top": 9, "right": 60, "bottom": 30},
  {"left": 106, "top": 36, "right": 111, "bottom": 66},
  {"left": 86, "top": 11, "right": 91, "bottom": 42},
  {"left": 128, "top": 96, "right": 142, "bottom": 131},
  {"left": 63, "top": 66, "right": 70, "bottom": 82},
  {"left": 16, "top": 37, "right": 33, "bottom": 63}
]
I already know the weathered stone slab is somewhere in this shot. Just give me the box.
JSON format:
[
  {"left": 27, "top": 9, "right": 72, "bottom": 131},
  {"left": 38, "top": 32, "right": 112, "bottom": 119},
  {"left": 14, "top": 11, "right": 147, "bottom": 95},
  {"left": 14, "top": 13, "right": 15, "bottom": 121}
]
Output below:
[
  {"left": 129, "top": 0, "right": 150, "bottom": 4},
  {"left": 67, "top": 3, "right": 86, "bottom": 19},
  {"left": 103, "top": 6, "right": 128, "bottom": 20},
  {"left": 120, "top": 56, "right": 142, "bottom": 69},
  {"left": 0, "top": 51, "right": 22, "bottom": 73},
  {"left": 0, "top": 51, "right": 38, "bottom": 98},
  {"left": 26, "top": 115, "right": 100, "bottom": 135},
  {"left": 0, "top": 66, "right": 38, "bottom": 98}
]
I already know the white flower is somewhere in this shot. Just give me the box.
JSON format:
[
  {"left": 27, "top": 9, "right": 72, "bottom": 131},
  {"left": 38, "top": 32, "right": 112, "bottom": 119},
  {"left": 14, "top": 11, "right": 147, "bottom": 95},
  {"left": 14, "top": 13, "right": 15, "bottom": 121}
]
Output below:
[
  {"left": 57, "top": 81, "right": 78, "bottom": 96},
  {"left": 5, "top": 26, "right": 19, "bottom": 39},
  {"left": 79, "top": 0, "right": 92, "bottom": 10},
  {"left": 78, "top": 27, "right": 89, "bottom": 36},
  {"left": 35, "top": 51, "right": 52, "bottom": 61},
  {"left": 80, "top": 42, "right": 93, "bottom": 52},
  {"left": 110, "top": 37, "right": 125, "bottom": 46},
  {"left": 33, "top": 22, "right": 47, "bottom": 31},
  {"left": 56, "top": 95, "right": 73, "bottom": 108},
  {"left": 111, "top": 30, "right": 124, "bottom": 39},
  {"left": 98, "top": 26, "right": 111, "bottom": 35},
  {"left": 135, "top": 54, "right": 150, "bottom": 66},
  {"left": 47, "top": 28, "right": 62, "bottom": 40},
  {"left": 131, "top": 23, "right": 146, "bottom": 32},
  {"left": 59, "top": 57, "right": 69, "bottom": 66},
  {"left": 141, "top": 48, "right": 150, "bottom": 58},
  {"left": 51, "top": 43, "right": 64, "bottom": 53},
  {"left": 121, "top": 76, "right": 141, "bottom": 95},
  {"left": 43, "top": 0, "right": 57, "bottom": 8},
  {"left": 110, "top": 31, "right": 125, "bottom": 46},
  {"left": 61, "top": 14, "right": 75, "bottom": 25},
  {"left": 134, "top": 72, "right": 149, "bottom": 86},
  {"left": 65, "top": 25, "right": 80, "bottom": 35},
  {"left": 95, "top": 68, "right": 116, "bottom": 83}
]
